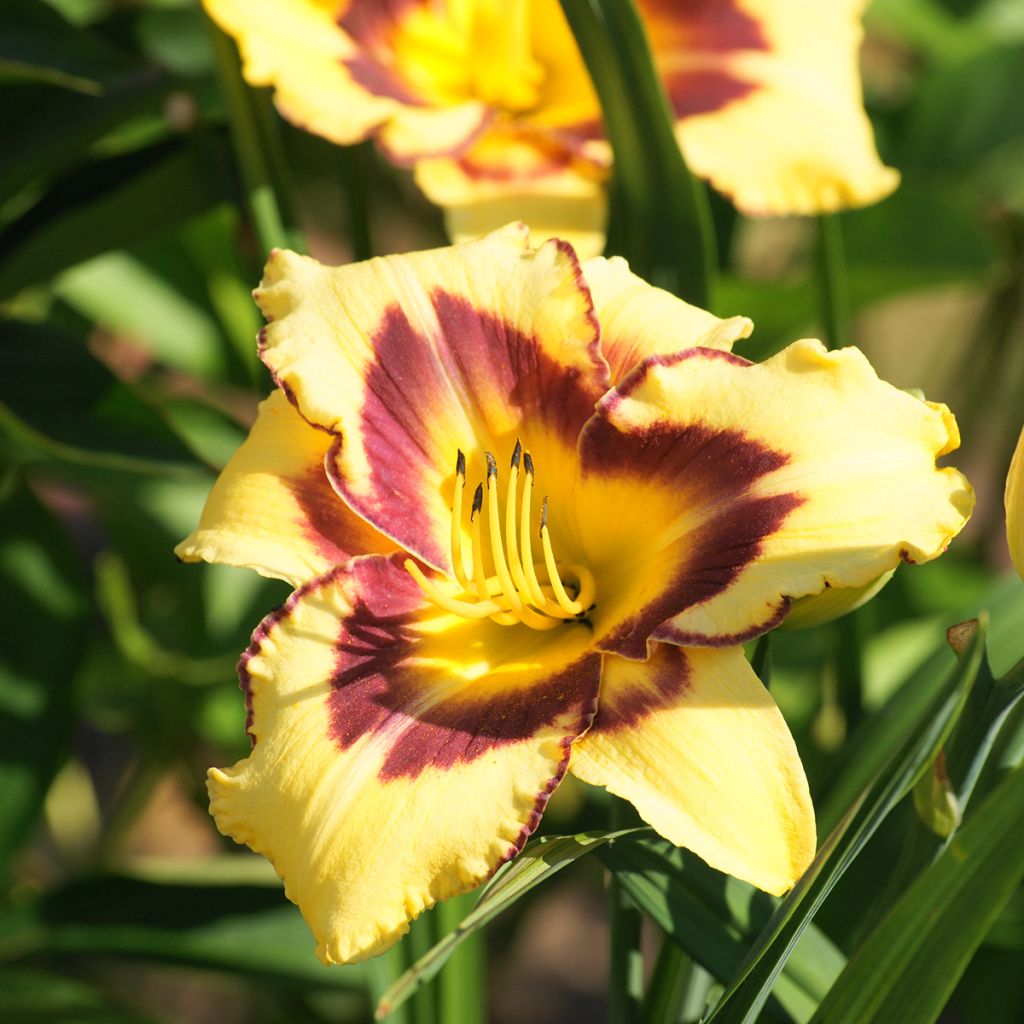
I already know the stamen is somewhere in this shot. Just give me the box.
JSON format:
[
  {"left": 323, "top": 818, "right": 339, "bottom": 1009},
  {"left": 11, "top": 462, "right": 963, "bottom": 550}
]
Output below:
[
  {"left": 471, "top": 483, "right": 517, "bottom": 625},
  {"left": 405, "top": 560, "right": 503, "bottom": 619},
  {"left": 540, "top": 497, "right": 583, "bottom": 615},
  {"left": 449, "top": 449, "right": 470, "bottom": 589},
  {"left": 504, "top": 440, "right": 530, "bottom": 596},
  {"left": 485, "top": 451, "right": 525, "bottom": 615},
  {"left": 518, "top": 453, "right": 551, "bottom": 609},
  {"left": 414, "top": 446, "right": 596, "bottom": 631}
]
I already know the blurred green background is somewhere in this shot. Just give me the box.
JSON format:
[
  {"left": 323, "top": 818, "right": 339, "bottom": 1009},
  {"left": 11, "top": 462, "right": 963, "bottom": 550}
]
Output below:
[{"left": 3, "top": 1, "right": 1024, "bottom": 1022}]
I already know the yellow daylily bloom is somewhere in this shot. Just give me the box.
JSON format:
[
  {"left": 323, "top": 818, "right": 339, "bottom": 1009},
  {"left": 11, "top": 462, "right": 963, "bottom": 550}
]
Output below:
[
  {"left": 204, "top": 0, "right": 898, "bottom": 255},
  {"left": 178, "top": 225, "right": 972, "bottom": 965},
  {"left": 1007, "top": 425, "right": 1024, "bottom": 578}
]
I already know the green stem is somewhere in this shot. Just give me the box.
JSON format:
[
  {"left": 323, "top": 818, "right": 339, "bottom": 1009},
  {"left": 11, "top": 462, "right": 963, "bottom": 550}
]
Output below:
[
  {"left": 339, "top": 141, "right": 375, "bottom": 262},
  {"left": 436, "top": 893, "right": 486, "bottom": 1024},
  {"left": 207, "top": 19, "right": 295, "bottom": 253},
  {"left": 816, "top": 214, "right": 850, "bottom": 349},
  {"left": 405, "top": 912, "right": 439, "bottom": 1024},
  {"left": 834, "top": 611, "right": 864, "bottom": 739},
  {"left": 558, "top": 0, "right": 715, "bottom": 306},
  {"left": 368, "top": 946, "right": 410, "bottom": 1024},
  {"left": 610, "top": 797, "right": 644, "bottom": 1023},
  {"left": 639, "top": 940, "right": 688, "bottom": 1024}
]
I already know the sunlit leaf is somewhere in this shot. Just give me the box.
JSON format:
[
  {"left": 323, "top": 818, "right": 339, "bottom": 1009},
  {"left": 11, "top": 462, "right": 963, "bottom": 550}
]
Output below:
[
  {"left": 808, "top": 763, "right": 1024, "bottom": 1024},
  {"left": 0, "top": 319, "right": 201, "bottom": 471},
  {"left": 0, "top": 475, "right": 88, "bottom": 875},
  {"left": 702, "top": 619, "right": 985, "bottom": 1024},
  {"left": 376, "top": 830, "right": 636, "bottom": 1019},
  {"left": 598, "top": 834, "right": 844, "bottom": 1023},
  {"left": 1, "top": 869, "right": 367, "bottom": 990}
]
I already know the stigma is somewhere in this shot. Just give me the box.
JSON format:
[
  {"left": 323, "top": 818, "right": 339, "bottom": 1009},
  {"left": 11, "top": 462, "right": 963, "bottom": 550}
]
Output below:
[{"left": 405, "top": 442, "right": 596, "bottom": 630}]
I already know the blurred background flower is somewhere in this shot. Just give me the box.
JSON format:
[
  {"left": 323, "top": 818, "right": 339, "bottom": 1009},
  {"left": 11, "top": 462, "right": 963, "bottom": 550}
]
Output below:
[{"left": 204, "top": 0, "right": 898, "bottom": 254}]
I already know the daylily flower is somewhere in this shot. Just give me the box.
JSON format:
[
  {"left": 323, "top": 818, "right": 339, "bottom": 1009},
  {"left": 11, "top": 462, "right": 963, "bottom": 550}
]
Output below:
[
  {"left": 204, "top": 0, "right": 898, "bottom": 255},
  {"left": 1007, "top": 425, "right": 1024, "bottom": 579},
  {"left": 177, "top": 225, "right": 971, "bottom": 964}
]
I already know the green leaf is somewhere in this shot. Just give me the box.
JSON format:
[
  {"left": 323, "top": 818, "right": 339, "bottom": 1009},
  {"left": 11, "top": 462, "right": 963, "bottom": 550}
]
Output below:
[
  {"left": 0, "top": 966, "right": 156, "bottom": 1023},
  {"left": 0, "top": 72, "right": 180, "bottom": 204},
  {"left": 0, "top": 137, "right": 234, "bottom": 299},
  {"left": 819, "top": 576, "right": 1024, "bottom": 835},
  {"left": 0, "top": 474, "right": 89, "bottom": 875},
  {"left": 900, "top": 43, "right": 1024, "bottom": 173},
  {"left": 0, "top": 0, "right": 139, "bottom": 95},
  {"left": 808, "top": 763, "right": 1024, "bottom": 1024},
  {"left": 702, "top": 618, "right": 985, "bottom": 1024},
  {"left": 0, "top": 319, "right": 201, "bottom": 472},
  {"left": 557, "top": 0, "right": 714, "bottom": 304},
  {"left": 597, "top": 834, "right": 844, "bottom": 1023},
  {"left": 376, "top": 830, "right": 636, "bottom": 1019},
  {"left": 1, "top": 869, "right": 366, "bottom": 990}
]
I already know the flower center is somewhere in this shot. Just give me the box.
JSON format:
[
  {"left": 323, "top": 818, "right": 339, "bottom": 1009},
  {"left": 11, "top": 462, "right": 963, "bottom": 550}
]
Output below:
[
  {"left": 406, "top": 442, "right": 596, "bottom": 630},
  {"left": 389, "top": 3, "right": 544, "bottom": 112}
]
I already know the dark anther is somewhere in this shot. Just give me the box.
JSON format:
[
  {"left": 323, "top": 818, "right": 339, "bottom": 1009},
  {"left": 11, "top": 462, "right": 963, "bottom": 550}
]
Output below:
[
  {"left": 471, "top": 483, "right": 484, "bottom": 518},
  {"left": 511, "top": 438, "right": 522, "bottom": 469},
  {"left": 456, "top": 449, "right": 466, "bottom": 477},
  {"left": 486, "top": 451, "right": 498, "bottom": 478},
  {"left": 523, "top": 452, "right": 535, "bottom": 477},
  {"left": 540, "top": 495, "right": 549, "bottom": 533}
]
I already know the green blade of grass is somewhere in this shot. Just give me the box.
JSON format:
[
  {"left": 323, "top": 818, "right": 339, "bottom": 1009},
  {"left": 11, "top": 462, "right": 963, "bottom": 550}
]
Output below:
[
  {"left": 558, "top": 0, "right": 715, "bottom": 305},
  {"left": 808, "top": 761, "right": 1024, "bottom": 1024},
  {"left": 702, "top": 619, "right": 986, "bottom": 1024},
  {"left": 376, "top": 829, "right": 639, "bottom": 1019}
]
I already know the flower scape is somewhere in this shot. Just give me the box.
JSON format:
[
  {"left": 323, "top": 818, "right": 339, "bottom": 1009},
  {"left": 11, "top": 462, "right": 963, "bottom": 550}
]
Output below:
[
  {"left": 177, "top": 224, "right": 973, "bottom": 965},
  {"left": 204, "top": 0, "right": 899, "bottom": 252}
]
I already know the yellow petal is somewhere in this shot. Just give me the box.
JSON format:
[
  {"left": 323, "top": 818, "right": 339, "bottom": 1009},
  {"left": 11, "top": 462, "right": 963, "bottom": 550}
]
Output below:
[
  {"left": 526, "top": 0, "right": 601, "bottom": 131},
  {"left": 415, "top": 129, "right": 608, "bottom": 258},
  {"left": 781, "top": 569, "right": 895, "bottom": 630},
  {"left": 571, "top": 643, "right": 815, "bottom": 895},
  {"left": 210, "top": 555, "right": 600, "bottom": 963},
  {"left": 570, "top": 342, "right": 972, "bottom": 655},
  {"left": 175, "top": 391, "right": 394, "bottom": 587},
  {"left": 203, "top": 0, "right": 394, "bottom": 148},
  {"left": 204, "top": 0, "right": 488, "bottom": 159},
  {"left": 641, "top": 0, "right": 899, "bottom": 214},
  {"left": 582, "top": 255, "right": 753, "bottom": 384},
  {"left": 255, "top": 225, "right": 607, "bottom": 572},
  {"left": 1007, "top": 425, "right": 1024, "bottom": 579}
]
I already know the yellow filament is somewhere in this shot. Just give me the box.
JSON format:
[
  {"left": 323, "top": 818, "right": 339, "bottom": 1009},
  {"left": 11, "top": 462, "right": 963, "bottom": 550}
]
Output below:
[
  {"left": 409, "top": 447, "right": 595, "bottom": 631},
  {"left": 563, "top": 563, "right": 597, "bottom": 611},
  {"left": 541, "top": 520, "right": 583, "bottom": 615},
  {"left": 472, "top": 495, "right": 518, "bottom": 625},
  {"left": 504, "top": 451, "right": 531, "bottom": 596},
  {"left": 405, "top": 560, "right": 503, "bottom": 619},
  {"left": 486, "top": 472, "right": 525, "bottom": 614},
  {"left": 518, "top": 462, "right": 550, "bottom": 609},
  {"left": 449, "top": 455, "right": 470, "bottom": 589}
]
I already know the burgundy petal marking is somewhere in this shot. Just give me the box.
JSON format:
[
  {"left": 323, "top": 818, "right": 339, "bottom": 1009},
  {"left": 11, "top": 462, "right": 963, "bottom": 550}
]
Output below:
[
  {"left": 338, "top": 0, "right": 425, "bottom": 105},
  {"left": 638, "top": 0, "right": 768, "bottom": 120},
  {"left": 664, "top": 69, "right": 758, "bottom": 119},
  {"left": 591, "top": 645, "right": 693, "bottom": 733},
  {"left": 342, "top": 53, "right": 426, "bottom": 106},
  {"left": 291, "top": 465, "right": 384, "bottom": 565},
  {"left": 640, "top": 0, "right": 769, "bottom": 54},
  {"left": 456, "top": 138, "right": 576, "bottom": 182},
  {"left": 332, "top": 285, "right": 604, "bottom": 570},
  {"left": 324, "top": 558, "right": 602, "bottom": 781},
  {"left": 237, "top": 570, "right": 343, "bottom": 745},
  {"left": 654, "top": 599, "right": 790, "bottom": 649},
  {"left": 582, "top": 350, "right": 804, "bottom": 658}
]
